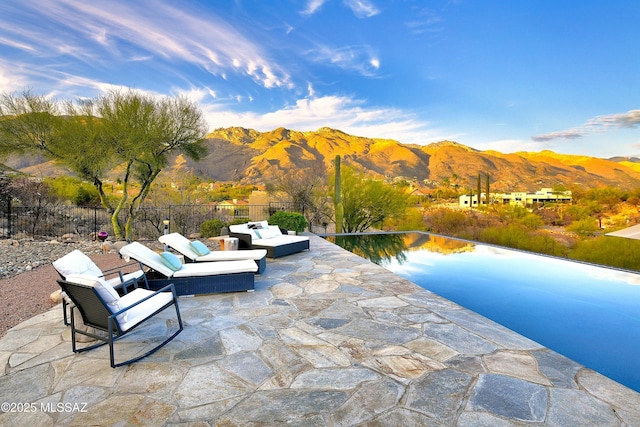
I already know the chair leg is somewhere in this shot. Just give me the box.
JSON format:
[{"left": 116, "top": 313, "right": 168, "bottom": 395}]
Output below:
[
  {"left": 107, "top": 299, "right": 184, "bottom": 368},
  {"left": 63, "top": 299, "right": 69, "bottom": 326},
  {"left": 69, "top": 306, "right": 108, "bottom": 354}
]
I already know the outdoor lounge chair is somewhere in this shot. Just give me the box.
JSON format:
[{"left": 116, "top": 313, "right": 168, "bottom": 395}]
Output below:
[
  {"left": 53, "top": 249, "right": 147, "bottom": 325},
  {"left": 158, "top": 232, "right": 267, "bottom": 273},
  {"left": 119, "top": 241, "right": 258, "bottom": 296},
  {"left": 57, "top": 274, "right": 183, "bottom": 368},
  {"left": 229, "top": 220, "right": 310, "bottom": 258}
]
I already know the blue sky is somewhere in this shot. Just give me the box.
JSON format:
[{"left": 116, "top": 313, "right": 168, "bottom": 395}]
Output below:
[{"left": 1, "top": 0, "right": 639, "bottom": 158}]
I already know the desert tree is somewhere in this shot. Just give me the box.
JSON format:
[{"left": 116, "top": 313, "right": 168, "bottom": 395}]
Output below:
[
  {"left": 0, "top": 89, "right": 208, "bottom": 241},
  {"left": 332, "top": 166, "right": 412, "bottom": 233},
  {"left": 96, "top": 90, "right": 208, "bottom": 240},
  {"left": 268, "top": 158, "right": 331, "bottom": 232}
]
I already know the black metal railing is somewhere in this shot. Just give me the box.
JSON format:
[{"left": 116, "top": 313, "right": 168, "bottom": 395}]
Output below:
[{"left": 0, "top": 202, "right": 296, "bottom": 241}]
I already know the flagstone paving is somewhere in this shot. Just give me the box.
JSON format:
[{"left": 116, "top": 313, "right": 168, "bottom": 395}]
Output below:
[{"left": 1, "top": 234, "right": 640, "bottom": 426}]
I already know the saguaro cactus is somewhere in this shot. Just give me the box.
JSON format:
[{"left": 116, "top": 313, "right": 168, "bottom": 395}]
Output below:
[{"left": 334, "top": 155, "right": 343, "bottom": 234}]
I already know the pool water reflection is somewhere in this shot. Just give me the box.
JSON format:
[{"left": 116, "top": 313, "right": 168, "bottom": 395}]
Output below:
[{"left": 326, "top": 232, "right": 640, "bottom": 392}]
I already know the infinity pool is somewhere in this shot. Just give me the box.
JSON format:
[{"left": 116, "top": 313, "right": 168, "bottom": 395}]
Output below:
[{"left": 326, "top": 232, "right": 640, "bottom": 392}]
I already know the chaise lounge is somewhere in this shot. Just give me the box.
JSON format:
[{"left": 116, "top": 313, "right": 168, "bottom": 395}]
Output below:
[
  {"left": 119, "top": 242, "right": 257, "bottom": 296},
  {"left": 158, "top": 232, "right": 267, "bottom": 274},
  {"left": 229, "top": 220, "right": 310, "bottom": 258}
]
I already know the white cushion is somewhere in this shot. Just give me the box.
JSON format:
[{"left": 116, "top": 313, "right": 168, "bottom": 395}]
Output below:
[
  {"left": 172, "top": 259, "right": 258, "bottom": 277},
  {"left": 120, "top": 242, "right": 258, "bottom": 278},
  {"left": 117, "top": 288, "right": 174, "bottom": 331},
  {"left": 257, "top": 226, "right": 282, "bottom": 239},
  {"left": 158, "top": 232, "right": 199, "bottom": 261},
  {"left": 53, "top": 250, "right": 103, "bottom": 278},
  {"left": 229, "top": 224, "right": 249, "bottom": 233},
  {"left": 120, "top": 242, "right": 176, "bottom": 278},
  {"left": 253, "top": 235, "right": 310, "bottom": 247},
  {"left": 65, "top": 274, "right": 126, "bottom": 322},
  {"left": 195, "top": 249, "right": 267, "bottom": 262}
]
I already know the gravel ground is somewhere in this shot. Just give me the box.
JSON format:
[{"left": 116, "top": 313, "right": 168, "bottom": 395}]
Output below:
[{"left": 0, "top": 238, "right": 165, "bottom": 338}]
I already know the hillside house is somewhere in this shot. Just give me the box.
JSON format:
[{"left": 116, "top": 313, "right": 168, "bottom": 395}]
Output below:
[{"left": 459, "top": 188, "right": 572, "bottom": 207}]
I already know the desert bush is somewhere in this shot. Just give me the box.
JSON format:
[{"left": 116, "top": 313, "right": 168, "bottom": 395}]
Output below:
[
  {"left": 268, "top": 211, "right": 307, "bottom": 233},
  {"left": 479, "top": 224, "right": 567, "bottom": 257},
  {"left": 570, "top": 236, "right": 640, "bottom": 271},
  {"left": 200, "top": 218, "right": 227, "bottom": 238}
]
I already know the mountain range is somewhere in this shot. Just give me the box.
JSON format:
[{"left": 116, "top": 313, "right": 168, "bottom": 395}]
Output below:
[
  {"left": 183, "top": 127, "right": 640, "bottom": 192},
  {"left": 9, "top": 126, "right": 640, "bottom": 192}
]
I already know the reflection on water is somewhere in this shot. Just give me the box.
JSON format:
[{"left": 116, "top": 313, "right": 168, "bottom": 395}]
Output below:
[
  {"left": 330, "top": 233, "right": 408, "bottom": 265},
  {"left": 326, "top": 232, "right": 640, "bottom": 393},
  {"left": 327, "top": 233, "right": 475, "bottom": 266}
]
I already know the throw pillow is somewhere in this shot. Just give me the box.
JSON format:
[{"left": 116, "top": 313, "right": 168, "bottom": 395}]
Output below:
[
  {"left": 190, "top": 240, "right": 210, "bottom": 256},
  {"left": 160, "top": 252, "right": 182, "bottom": 271}
]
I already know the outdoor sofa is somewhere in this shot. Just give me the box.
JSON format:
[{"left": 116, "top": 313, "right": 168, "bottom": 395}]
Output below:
[
  {"left": 119, "top": 242, "right": 257, "bottom": 296},
  {"left": 229, "top": 220, "right": 310, "bottom": 258},
  {"left": 158, "top": 232, "right": 267, "bottom": 274}
]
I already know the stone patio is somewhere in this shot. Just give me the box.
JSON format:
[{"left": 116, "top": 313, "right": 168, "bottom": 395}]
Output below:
[{"left": 1, "top": 234, "right": 639, "bottom": 426}]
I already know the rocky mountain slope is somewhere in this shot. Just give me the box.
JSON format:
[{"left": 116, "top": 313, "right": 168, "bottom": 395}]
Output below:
[
  {"left": 184, "top": 127, "right": 640, "bottom": 191},
  {"left": 8, "top": 126, "right": 640, "bottom": 191}
]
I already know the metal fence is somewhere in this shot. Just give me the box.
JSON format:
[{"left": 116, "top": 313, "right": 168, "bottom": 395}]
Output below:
[{"left": 0, "top": 201, "right": 295, "bottom": 241}]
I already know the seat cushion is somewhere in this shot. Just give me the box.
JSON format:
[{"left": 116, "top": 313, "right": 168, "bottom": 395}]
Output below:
[
  {"left": 117, "top": 288, "right": 174, "bottom": 331},
  {"left": 172, "top": 259, "right": 258, "bottom": 277}
]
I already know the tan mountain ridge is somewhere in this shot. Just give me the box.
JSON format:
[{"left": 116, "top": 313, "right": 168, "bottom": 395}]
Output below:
[
  {"left": 8, "top": 126, "right": 640, "bottom": 192},
  {"left": 183, "top": 127, "right": 640, "bottom": 191}
]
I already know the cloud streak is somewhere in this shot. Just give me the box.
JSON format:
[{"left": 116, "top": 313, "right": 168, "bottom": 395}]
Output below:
[
  {"left": 1, "top": 0, "right": 292, "bottom": 89},
  {"left": 532, "top": 109, "right": 640, "bottom": 142}
]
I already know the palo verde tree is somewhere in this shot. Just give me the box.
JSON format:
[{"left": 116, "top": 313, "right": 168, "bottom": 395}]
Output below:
[
  {"left": 332, "top": 165, "right": 412, "bottom": 233},
  {"left": 94, "top": 90, "right": 208, "bottom": 240},
  {"left": 0, "top": 89, "right": 208, "bottom": 241}
]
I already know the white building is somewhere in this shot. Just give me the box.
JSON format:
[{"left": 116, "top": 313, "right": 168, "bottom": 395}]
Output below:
[{"left": 459, "top": 188, "right": 572, "bottom": 207}]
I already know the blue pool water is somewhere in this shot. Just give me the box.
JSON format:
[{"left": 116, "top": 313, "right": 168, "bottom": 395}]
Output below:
[{"left": 327, "top": 232, "right": 640, "bottom": 392}]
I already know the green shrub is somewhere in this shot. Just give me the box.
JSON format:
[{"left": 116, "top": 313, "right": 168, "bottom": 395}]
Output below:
[
  {"left": 200, "top": 218, "right": 227, "bottom": 238},
  {"left": 268, "top": 211, "right": 307, "bottom": 233},
  {"left": 228, "top": 217, "right": 251, "bottom": 225},
  {"left": 479, "top": 224, "right": 567, "bottom": 257},
  {"left": 570, "top": 236, "right": 640, "bottom": 271}
]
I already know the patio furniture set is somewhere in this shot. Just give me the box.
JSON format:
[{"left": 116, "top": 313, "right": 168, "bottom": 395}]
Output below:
[{"left": 52, "top": 221, "right": 310, "bottom": 367}]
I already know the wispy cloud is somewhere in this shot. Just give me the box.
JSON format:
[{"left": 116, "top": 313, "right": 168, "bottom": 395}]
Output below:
[
  {"left": 2, "top": 0, "right": 292, "bottom": 89},
  {"left": 203, "top": 94, "right": 440, "bottom": 145},
  {"left": 344, "top": 0, "right": 380, "bottom": 18},
  {"left": 532, "top": 110, "right": 640, "bottom": 142},
  {"left": 300, "top": 0, "right": 327, "bottom": 16},
  {"left": 300, "top": 0, "right": 379, "bottom": 18},
  {"left": 307, "top": 44, "right": 380, "bottom": 76}
]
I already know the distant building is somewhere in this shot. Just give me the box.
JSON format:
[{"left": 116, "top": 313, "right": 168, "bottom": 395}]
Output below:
[
  {"left": 459, "top": 188, "right": 572, "bottom": 207},
  {"left": 215, "top": 199, "right": 250, "bottom": 218}
]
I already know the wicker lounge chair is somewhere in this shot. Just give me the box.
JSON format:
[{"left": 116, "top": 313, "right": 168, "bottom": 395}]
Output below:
[
  {"left": 53, "top": 249, "right": 147, "bottom": 325},
  {"left": 119, "top": 242, "right": 257, "bottom": 296},
  {"left": 229, "top": 221, "right": 310, "bottom": 258},
  {"left": 158, "top": 232, "right": 267, "bottom": 273},
  {"left": 57, "top": 274, "right": 183, "bottom": 368}
]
